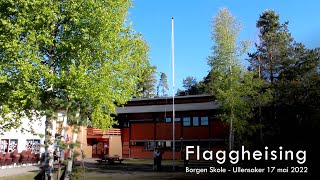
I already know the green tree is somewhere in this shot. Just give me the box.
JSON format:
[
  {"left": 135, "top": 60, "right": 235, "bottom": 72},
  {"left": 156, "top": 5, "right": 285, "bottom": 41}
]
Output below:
[
  {"left": 176, "top": 76, "right": 199, "bottom": 95},
  {"left": 182, "top": 76, "right": 197, "bottom": 91},
  {"left": 136, "top": 65, "right": 157, "bottom": 98},
  {"left": 157, "top": 72, "right": 169, "bottom": 97},
  {"left": 249, "top": 10, "right": 320, "bottom": 147},
  {"left": 0, "top": 0, "right": 150, "bottom": 179},
  {"left": 248, "top": 10, "right": 293, "bottom": 83},
  {"left": 208, "top": 8, "right": 269, "bottom": 150}
]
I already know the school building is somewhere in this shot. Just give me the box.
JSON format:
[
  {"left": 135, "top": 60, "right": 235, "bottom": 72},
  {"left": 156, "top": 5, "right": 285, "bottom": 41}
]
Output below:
[
  {"left": 83, "top": 95, "right": 229, "bottom": 160},
  {"left": 1, "top": 95, "right": 229, "bottom": 160}
]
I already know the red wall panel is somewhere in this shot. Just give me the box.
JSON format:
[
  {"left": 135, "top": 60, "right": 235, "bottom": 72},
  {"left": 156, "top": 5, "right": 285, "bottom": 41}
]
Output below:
[
  {"left": 130, "top": 146, "right": 153, "bottom": 159},
  {"left": 131, "top": 123, "right": 155, "bottom": 140},
  {"left": 121, "top": 128, "right": 130, "bottom": 141},
  {"left": 129, "top": 146, "right": 182, "bottom": 160},
  {"left": 182, "top": 126, "right": 209, "bottom": 139},
  {"left": 211, "top": 121, "right": 229, "bottom": 139},
  {"left": 155, "top": 122, "right": 181, "bottom": 140}
]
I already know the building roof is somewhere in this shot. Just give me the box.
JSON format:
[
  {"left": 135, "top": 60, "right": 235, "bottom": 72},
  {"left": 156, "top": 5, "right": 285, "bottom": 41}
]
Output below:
[
  {"left": 116, "top": 101, "right": 219, "bottom": 114},
  {"left": 130, "top": 94, "right": 212, "bottom": 101}
]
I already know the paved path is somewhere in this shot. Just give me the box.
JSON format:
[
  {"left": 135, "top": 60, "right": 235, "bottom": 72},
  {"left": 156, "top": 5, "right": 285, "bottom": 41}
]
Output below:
[{"left": 0, "top": 165, "right": 40, "bottom": 178}]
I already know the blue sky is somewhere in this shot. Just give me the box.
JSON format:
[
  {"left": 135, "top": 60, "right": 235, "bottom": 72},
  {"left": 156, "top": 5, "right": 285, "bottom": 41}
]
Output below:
[{"left": 128, "top": 0, "right": 320, "bottom": 95}]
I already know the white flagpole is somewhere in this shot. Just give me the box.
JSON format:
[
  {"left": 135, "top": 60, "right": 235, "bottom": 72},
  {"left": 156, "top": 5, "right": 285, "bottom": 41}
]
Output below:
[{"left": 171, "top": 17, "right": 175, "bottom": 171}]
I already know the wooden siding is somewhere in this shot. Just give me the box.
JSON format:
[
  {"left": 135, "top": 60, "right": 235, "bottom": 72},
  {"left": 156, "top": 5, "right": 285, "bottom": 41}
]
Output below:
[
  {"left": 182, "top": 126, "right": 210, "bottom": 139},
  {"left": 130, "top": 123, "right": 155, "bottom": 140}
]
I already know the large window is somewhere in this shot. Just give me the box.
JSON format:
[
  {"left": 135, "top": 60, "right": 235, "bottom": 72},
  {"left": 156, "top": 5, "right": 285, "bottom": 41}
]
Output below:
[
  {"left": 165, "top": 141, "right": 171, "bottom": 150},
  {"left": 26, "top": 139, "right": 41, "bottom": 153},
  {"left": 171, "top": 141, "right": 182, "bottom": 151},
  {"left": 0, "top": 139, "right": 8, "bottom": 152},
  {"left": 156, "top": 117, "right": 165, "bottom": 122},
  {"left": 165, "top": 117, "right": 171, "bottom": 123},
  {"left": 0, "top": 139, "right": 18, "bottom": 153},
  {"left": 193, "top": 117, "right": 199, "bottom": 126},
  {"left": 146, "top": 141, "right": 155, "bottom": 151},
  {"left": 183, "top": 117, "right": 191, "bottom": 126},
  {"left": 201, "top": 116, "right": 209, "bottom": 126},
  {"left": 130, "top": 141, "right": 144, "bottom": 146},
  {"left": 183, "top": 141, "right": 199, "bottom": 146}
]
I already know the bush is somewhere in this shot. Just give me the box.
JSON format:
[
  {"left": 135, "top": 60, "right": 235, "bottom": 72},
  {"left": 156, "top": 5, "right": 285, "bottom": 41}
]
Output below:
[
  {"left": 73, "top": 151, "right": 80, "bottom": 161},
  {"left": 70, "top": 166, "right": 85, "bottom": 180}
]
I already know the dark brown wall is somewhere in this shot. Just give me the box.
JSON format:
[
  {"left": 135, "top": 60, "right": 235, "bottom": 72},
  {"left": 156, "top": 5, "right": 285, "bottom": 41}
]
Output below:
[{"left": 131, "top": 122, "right": 155, "bottom": 140}]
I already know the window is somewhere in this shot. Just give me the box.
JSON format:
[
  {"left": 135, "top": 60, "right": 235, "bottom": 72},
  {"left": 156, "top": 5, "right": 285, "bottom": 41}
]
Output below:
[
  {"left": 175, "top": 117, "right": 181, "bottom": 122},
  {"left": 183, "top": 141, "right": 199, "bottom": 146},
  {"left": 165, "top": 141, "right": 171, "bottom": 149},
  {"left": 201, "top": 116, "right": 209, "bottom": 125},
  {"left": 1, "top": 139, "right": 18, "bottom": 153},
  {"left": 130, "top": 141, "right": 144, "bottom": 146},
  {"left": 0, "top": 139, "right": 9, "bottom": 152},
  {"left": 193, "top": 117, "right": 199, "bottom": 126},
  {"left": 183, "top": 117, "right": 191, "bottom": 126},
  {"left": 8, "top": 139, "right": 18, "bottom": 153},
  {"left": 154, "top": 141, "right": 174, "bottom": 151},
  {"left": 156, "top": 117, "right": 165, "bottom": 122},
  {"left": 171, "top": 141, "right": 181, "bottom": 151},
  {"left": 146, "top": 141, "right": 155, "bottom": 151},
  {"left": 157, "top": 141, "right": 165, "bottom": 148},
  {"left": 165, "top": 118, "right": 171, "bottom": 123},
  {"left": 26, "top": 139, "right": 41, "bottom": 153}
]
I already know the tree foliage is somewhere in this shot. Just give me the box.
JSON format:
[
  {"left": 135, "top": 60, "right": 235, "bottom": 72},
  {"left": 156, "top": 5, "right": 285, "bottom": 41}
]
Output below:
[
  {"left": 136, "top": 65, "right": 157, "bottom": 98},
  {"left": 0, "top": 0, "right": 150, "bottom": 132},
  {"left": 208, "top": 8, "right": 270, "bottom": 149},
  {"left": 248, "top": 10, "right": 293, "bottom": 83},
  {"left": 157, "top": 72, "right": 169, "bottom": 97},
  {"left": 182, "top": 76, "right": 197, "bottom": 90},
  {"left": 177, "top": 76, "right": 200, "bottom": 95},
  {"left": 1, "top": 1, "right": 150, "bottom": 178},
  {"left": 248, "top": 10, "right": 320, "bottom": 146}
]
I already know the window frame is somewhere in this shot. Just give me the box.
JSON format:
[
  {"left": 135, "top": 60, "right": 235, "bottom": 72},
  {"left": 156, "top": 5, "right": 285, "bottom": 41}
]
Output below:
[
  {"left": 192, "top": 117, "right": 199, "bottom": 126},
  {"left": 200, "top": 116, "right": 209, "bottom": 126},
  {"left": 182, "top": 117, "right": 191, "bottom": 126}
]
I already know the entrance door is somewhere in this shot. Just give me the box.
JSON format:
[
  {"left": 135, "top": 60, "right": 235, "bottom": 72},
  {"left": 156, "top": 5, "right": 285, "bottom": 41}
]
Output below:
[{"left": 92, "top": 141, "right": 109, "bottom": 158}]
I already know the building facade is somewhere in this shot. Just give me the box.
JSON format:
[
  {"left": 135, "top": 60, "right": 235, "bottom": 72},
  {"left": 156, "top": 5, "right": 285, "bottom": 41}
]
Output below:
[
  {"left": 0, "top": 116, "right": 46, "bottom": 154},
  {"left": 1, "top": 95, "right": 228, "bottom": 160},
  {"left": 113, "top": 95, "right": 228, "bottom": 160}
]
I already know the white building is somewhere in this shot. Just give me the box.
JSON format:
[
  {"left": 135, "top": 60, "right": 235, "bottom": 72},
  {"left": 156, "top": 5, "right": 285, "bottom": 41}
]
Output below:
[{"left": 0, "top": 116, "right": 46, "bottom": 154}]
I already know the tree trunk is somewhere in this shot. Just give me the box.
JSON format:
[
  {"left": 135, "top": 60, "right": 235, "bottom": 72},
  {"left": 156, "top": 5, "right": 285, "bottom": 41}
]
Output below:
[
  {"left": 65, "top": 131, "right": 78, "bottom": 179},
  {"left": 229, "top": 114, "right": 233, "bottom": 151},
  {"left": 44, "top": 117, "right": 56, "bottom": 180}
]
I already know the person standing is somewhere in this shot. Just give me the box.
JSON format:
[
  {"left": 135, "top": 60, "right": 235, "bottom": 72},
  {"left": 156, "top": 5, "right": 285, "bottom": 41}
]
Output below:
[
  {"left": 153, "top": 147, "right": 159, "bottom": 170},
  {"left": 157, "top": 147, "right": 162, "bottom": 171},
  {"left": 182, "top": 146, "right": 189, "bottom": 169}
]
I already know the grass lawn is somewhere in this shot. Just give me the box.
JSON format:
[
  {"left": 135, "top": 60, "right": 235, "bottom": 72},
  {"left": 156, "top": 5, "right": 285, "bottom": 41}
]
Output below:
[
  {"left": 2, "top": 159, "right": 218, "bottom": 180},
  {"left": 1, "top": 173, "right": 38, "bottom": 180},
  {"left": 71, "top": 158, "right": 217, "bottom": 180}
]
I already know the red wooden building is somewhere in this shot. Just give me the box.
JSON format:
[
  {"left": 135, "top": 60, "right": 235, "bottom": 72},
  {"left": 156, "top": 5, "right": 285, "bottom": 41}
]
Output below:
[{"left": 115, "top": 95, "right": 228, "bottom": 160}]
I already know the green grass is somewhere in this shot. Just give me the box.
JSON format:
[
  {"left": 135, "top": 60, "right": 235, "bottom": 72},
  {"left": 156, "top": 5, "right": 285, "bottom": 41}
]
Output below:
[
  {"left": 1, "top": 171, "right": 61, "bottom": 180},
  {"left": 2, "top": 159, "right": 216, "bottom": 180},
  {"left": 1, "top": 173, "right": 38, "bottom": 180},
  {"left": 72, "top": 159, "right": 215, "bottom": 180}
]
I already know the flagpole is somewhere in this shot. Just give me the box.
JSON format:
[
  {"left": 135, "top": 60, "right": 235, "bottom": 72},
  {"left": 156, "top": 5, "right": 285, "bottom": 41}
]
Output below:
[{"left": 171, "top": 17, "right": 175, "bottom": 171}]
